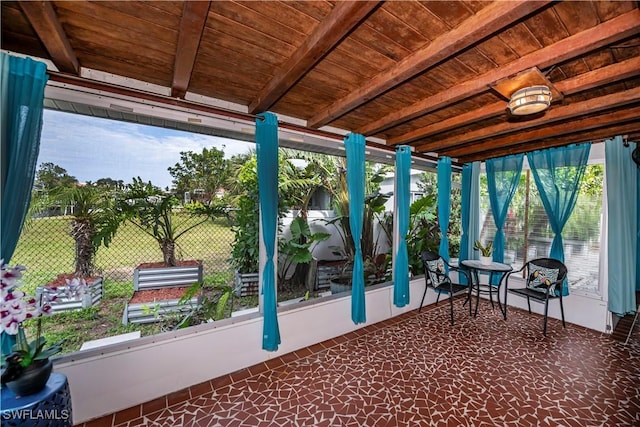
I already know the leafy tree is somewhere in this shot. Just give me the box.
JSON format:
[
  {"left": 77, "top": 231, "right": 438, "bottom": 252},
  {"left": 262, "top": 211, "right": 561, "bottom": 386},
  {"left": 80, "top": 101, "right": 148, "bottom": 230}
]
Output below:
[
  {"left": 228, "top": 158, "right": 260, "bottom": 274},
  {"left": 277, "top": 149, "right": 334, "bottom": 287},
  {"left": 227, "top": 151, "right": 319, "bottom": 278},
  {"left": 35, "top": 162, "right": 76, "bottom": 189},
  {"left": 227, "top": 150, "right": 332, "bottom": 286},
  {"left": 406, "top": 195, "right": 439, "bottom": 275},
  {"left": 96, "top": 177, "right": 227, "bottom": 266},
  {"left": 93, "top": 178, "right": 125, "bottom": 191},
  {"left": 417, "top": 171, "right": 462, "bottom": 256},
  {"left": 324, "top": 159, "right": 392, "bottom": 267},
  {"left": 168, "top": 147, "right": 229, "bottom": 200}
]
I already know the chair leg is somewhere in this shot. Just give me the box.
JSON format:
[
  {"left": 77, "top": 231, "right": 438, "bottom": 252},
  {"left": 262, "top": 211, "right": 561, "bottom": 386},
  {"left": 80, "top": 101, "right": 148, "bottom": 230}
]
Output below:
[
  {"left": 473, "top": 271, "right": 481, "bottom": 317},
  {"left": 559, "top": 294, "right": 566, "bottom": 328},
  {"left": 526, "top": 295, "right": 532, "bottom": 314},
  {"left": 543, "top": 297, "right": 550, "bottom": 336},
  {"left": 419, "top": 283, "right": 428, "bottom": 313},
  {"left": 503, "top": 285, "right": 508, "bottom": 320},
  {"left": 448, "top": 286, "right": 455, "bottom": 326},
  {"left": 488, "top": 273, "right": 495, "bottom": 309},
  {"left": 624, "top": 306, "right": 640, "bottom": 345},
  {"left": 435, "top": 290, "right": 441, "bottom": 305}
]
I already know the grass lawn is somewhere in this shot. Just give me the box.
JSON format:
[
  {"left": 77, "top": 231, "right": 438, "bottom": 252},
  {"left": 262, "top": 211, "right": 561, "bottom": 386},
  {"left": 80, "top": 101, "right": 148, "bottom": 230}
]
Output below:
[{"left": 12, "top": 215, "right": 236, "bottom": 290}]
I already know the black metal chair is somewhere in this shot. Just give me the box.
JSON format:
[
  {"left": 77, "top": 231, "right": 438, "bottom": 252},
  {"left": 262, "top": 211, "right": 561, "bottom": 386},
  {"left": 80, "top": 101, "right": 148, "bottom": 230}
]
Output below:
[
  {"left": 419, "top": 251, "right": 471, "bottom": 326},
  {"left": 505, "top": 258, "right": 568, "bottom": 336}
]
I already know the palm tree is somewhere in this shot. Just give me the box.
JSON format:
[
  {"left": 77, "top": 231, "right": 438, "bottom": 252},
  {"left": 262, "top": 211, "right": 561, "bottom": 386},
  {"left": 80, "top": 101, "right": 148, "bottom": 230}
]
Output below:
[
  {"left": 98, "top": 178, "right": 226, "bottom": 267},
  {"left": 38, "top": 185, "right": 115, "bottom": 277}
]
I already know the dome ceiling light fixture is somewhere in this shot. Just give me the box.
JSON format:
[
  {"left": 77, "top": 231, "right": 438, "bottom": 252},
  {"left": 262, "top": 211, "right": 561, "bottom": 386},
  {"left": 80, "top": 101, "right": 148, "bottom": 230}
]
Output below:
[{"left": 507, "top": 85, "right": 552, "bottom": 116}]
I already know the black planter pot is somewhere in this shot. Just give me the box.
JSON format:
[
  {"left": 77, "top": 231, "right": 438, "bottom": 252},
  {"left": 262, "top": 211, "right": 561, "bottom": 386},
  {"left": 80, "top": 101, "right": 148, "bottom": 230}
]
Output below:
[{"left": 5, "top": 358, "right": 53, "bottom": 396}]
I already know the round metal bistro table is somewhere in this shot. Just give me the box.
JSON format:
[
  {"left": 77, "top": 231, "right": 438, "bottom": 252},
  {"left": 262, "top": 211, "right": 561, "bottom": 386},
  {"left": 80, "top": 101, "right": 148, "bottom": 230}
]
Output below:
[{"left": 460, "top": 259, "right": 513, "bottom": 318}]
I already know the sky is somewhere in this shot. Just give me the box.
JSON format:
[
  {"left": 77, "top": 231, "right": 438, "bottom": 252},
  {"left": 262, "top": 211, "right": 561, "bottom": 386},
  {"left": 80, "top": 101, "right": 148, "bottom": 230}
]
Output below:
[{"left": 39, "top": 110, "right": 254, "bottom": 189}]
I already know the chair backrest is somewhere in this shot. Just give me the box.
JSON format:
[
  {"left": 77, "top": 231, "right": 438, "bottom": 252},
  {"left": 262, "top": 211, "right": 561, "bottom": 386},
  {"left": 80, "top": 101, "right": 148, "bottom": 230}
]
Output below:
[
  {"left": 421, "top": 251, "right": 449, "bottom": 287},
  {"left": 525, "top": 258, "right": 568, "bottom": 296}
]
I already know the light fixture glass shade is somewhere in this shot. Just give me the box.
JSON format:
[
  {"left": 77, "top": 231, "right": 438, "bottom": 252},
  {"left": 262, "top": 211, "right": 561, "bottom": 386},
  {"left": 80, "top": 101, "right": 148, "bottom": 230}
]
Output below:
[{"left": 508, "top": 85, "right": 552, "bottom": 115}]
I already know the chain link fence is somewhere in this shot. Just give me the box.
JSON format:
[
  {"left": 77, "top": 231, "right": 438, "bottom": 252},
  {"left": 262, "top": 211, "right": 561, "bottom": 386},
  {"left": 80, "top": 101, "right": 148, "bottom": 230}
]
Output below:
[{"left": 12, "top": 213, "right": 236, "bottom": 296}]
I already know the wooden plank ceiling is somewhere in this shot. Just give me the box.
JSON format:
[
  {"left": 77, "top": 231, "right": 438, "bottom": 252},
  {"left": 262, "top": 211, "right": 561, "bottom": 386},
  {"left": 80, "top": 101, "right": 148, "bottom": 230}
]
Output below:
[{"left": 3, "top": 0, "right": 640, "bottom": 163}]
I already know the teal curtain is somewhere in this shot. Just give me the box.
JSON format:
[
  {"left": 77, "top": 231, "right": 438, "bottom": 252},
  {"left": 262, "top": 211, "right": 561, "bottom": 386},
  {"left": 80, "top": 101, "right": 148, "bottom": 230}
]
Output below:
[
  {"left": 256, "top": 112, "right": 280, "bottom": 351},
  {"left": 1, "top": 53, "right": 48, "bottom": 263},
  {"left": 468, "top": 162, "right": 481, "bottom": 261},
  {"left": 345, "top": 133, "right": 366, "bottom": 324},
  {"left": 437, "top": 156, "right": 452, "bottom": 263},
  {"left": 486, "top": 154, "right": 523, "bottom": 284},
  {"left": 459, "top": 163, "right": 473, "bottom": 284},
  {"left": 605, "top": 136, "right": 638, "bottom": 316},
  {"left": 393, "top": 146, "right": 410, "bottom": 307},
  {"left": 527, "top": 143, "right": 591, "bottom": 296},
  {"left": 0, "top": 54, "right": 48, "bottom": 358}
]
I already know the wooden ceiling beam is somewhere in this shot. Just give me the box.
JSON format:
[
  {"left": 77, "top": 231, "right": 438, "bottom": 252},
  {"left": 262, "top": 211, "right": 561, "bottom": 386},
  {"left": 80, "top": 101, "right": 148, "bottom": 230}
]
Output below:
[
  {"left": 554, "top": 55, "right": 640, "bottom": 95},
  {"left": 388, "top": 102, "right": 507, "bottom": 146},
  {"left": 171, "top": 1, "right": 211, "bottom": 99},
  {"left": 444, "top": 105, "right": 640, "bottom": 159},
  {"left": 18, "top": 1, "right": 79, "bottom": 74},
  {"left": 415, "top": 85, "right": 640, "bottom": 152},
  {"left": 389, "top": 55, "right": 640, "bottom": 146},
  {"left": 248, "top": 1, "right": 381, "bottom": 114},
  {"left": 458, "top": 121, "right": 640, "bottom": 163},
  {"left": 358, "top": 9, "right": 640, "bottom": 136},
  {"left": 307, "top": 0, "right": 552, "bottom": 129}
]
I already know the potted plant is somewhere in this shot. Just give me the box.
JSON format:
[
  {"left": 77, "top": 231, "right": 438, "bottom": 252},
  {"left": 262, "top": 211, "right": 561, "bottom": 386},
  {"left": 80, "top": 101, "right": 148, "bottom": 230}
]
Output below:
[
  {"left": 474, "top": 240, "right": 494, "bottom": 265},
  {"left": 1, "top": 262, "right": 63, "bottom": 396}
]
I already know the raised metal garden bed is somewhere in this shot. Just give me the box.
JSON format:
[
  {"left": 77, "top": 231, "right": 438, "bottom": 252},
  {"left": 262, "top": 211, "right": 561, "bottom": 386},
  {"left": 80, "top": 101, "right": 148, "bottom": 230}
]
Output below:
[
  {"left": 234, "top": 271, "right": 259, "bottom": 297},
  {"left": 122, "top": 295, "right": 201, "bottom": 325},
  {"left": 123, "top": 262, "right": 204, "bottom": 325},
  {"left": 133, "top": 262, "right": 203, "bottom": 291}
]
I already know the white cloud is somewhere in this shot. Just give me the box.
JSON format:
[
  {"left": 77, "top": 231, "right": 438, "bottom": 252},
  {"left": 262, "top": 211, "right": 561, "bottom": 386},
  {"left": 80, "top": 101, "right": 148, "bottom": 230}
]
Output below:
[{"left": 40, "top": 110, "right": 253, "bottom": 189}]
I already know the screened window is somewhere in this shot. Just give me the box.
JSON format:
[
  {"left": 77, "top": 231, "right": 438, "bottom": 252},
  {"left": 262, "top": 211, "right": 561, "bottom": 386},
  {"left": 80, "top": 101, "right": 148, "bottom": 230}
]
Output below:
[{"left": 479, "top": 147, "right": 604, "bottom": 295}]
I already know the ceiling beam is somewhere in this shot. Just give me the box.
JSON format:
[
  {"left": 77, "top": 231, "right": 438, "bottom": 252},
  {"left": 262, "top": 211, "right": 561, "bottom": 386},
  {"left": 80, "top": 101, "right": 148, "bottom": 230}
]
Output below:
[
  {"left": 358, "top": 9, "right": 640, "bottom": 136},
  {"left": 388, "top": 56, "right": 640, "bottom": 146},
  {"left": 554, "top": 55, "right": 640, "bottom": 96},
  {"left": 388, "top": 102, "right": 507, "bottom": 146},
  {"left": 248, "top": 1, "right": 381, "bottom": 114},
  {"left": 171, "top": 1, "right": 211, "bottom": 99},
  {"left": 415, "top": 85, "right": 640, "bottom": 152},
  {"left": 18, "top": 1, "right": 79, "bottom": 74},
  {"left": 307, "top": 0, "right": 552, "bottom": 129},
  {"left": 458, "top": 121, "right": 640, "bottom": 163},
  {"left": 444, "top": 105, "right": 640, "bottom": 158}
]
